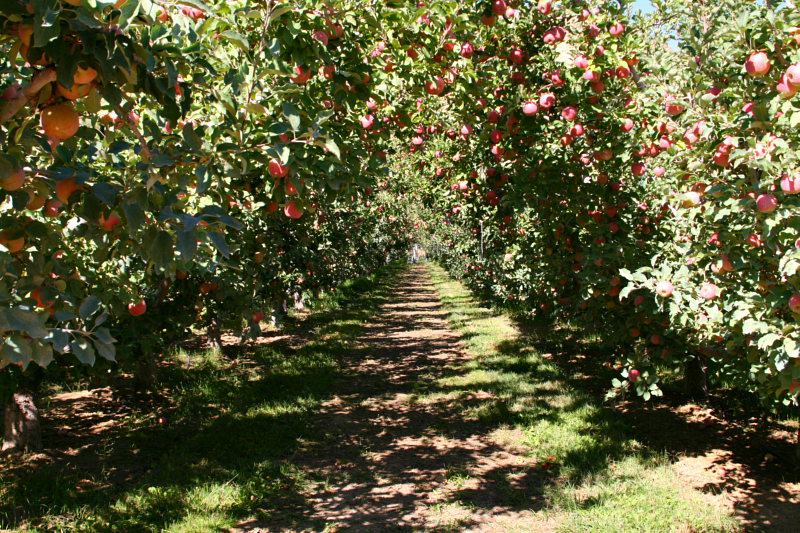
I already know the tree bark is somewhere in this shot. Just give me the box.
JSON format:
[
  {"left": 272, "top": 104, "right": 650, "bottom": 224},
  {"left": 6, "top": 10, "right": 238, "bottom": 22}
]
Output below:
[
  {"left": 207, "top": 316, "right": 222, "bottom": 350},
  {"left": 294, "top": 291, "right": 304, "bottom": 310},
  {"left": 270, "top": 299, "right": 287, "bottom": 328},
  {"left": 134, "top": 350, "right": 159, "bottom": 389},
  {"left": 684, "top": 353, "right": 708, "bottom": 398},
  {"left": 2, "top": 390, "right": 42, "bottom": 453},
  {"left": 796, "top": 424, "right": 800, "bottom": 463}
]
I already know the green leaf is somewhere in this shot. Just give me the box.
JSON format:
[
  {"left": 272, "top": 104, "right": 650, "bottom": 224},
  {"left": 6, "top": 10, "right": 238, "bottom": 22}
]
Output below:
[
  {"left": 176, "top": 230, "right": 197, "bottom": 261},
  {"left": 56, "top": 52, "right": 80, "bottom": 92},
  {"left": 220, "top": 30, "right": 249, "bottom": 52},
  {"left": 32, "top": 0, "right": 61, "bottom": 46},
  {"left": 94, "top": 327, "right": 115, "bottom": 344},
  {"left": 757, "top": 333, "right": 781, "bottom": 350},
  {"left": 269, "top": 5, "right": 292, "bottom": 21},
  {"left": 784, "top": 337, "right": 799, "bottom": 359},
  {"left": 266, "top": 38, "right": 280, "bottom": 58},
  {"left": 117, "top": 0, "right": 141, "bottom": 29},
  {"left": 4, "top": 335, "right": 32, "bottom": 370},
  {"left": 44, "top": 329, "right": 70, "bottom": 353},
  {"left": 94, "top": 339, "right": 116, "bottom": 361},
  {"left": 207, "top": 232, "right": 230, "bottom": 258},
  {"left": 70, "top": 337, "right": 96, "bottom": 365},
  {"left": 150, "top": 154, "right": 175, "bottom": 167},
  {"left": 79, "top": 295, "right": 101, "bottom": 320},
  {"left": 2, "top": 308, "right": 48, "bottom": 338},
  {"left": 182, "top": 124, "right": 203, "bottom": 152},
  {"left": 195, "top": 164, "right": 210, "bottom": 194},
  {"left": 30, "top": 340, "right": 54, "bottom": 367},
  {"left": 121, "top": 201, "right": 145, "bottom": 235},
  {"left": 325, "top": 138, "right": 341, "bottom": 159},
  {"left": 282, "top": 102, "right": 301, "bottom": 132},
  {"left": 93, "top": 183, "right": 120, "bottom": 206},
  {"left": 149, "top": 231, "right": 174, "bottom": 265},
  {"left": 0, "top": 155, "right": 17, "bottom": 180}
]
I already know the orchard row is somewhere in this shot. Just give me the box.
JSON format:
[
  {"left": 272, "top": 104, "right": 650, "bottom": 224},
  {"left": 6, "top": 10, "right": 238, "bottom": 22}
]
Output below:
[
  {"left": 1, "top": 0, "right": 798, "bottom": 450},
  {"left": 391, "top": 0, "right": 800, "bottom": 408}
]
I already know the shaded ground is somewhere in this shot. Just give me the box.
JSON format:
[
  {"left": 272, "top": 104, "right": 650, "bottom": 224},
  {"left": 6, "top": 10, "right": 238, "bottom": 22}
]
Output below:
[
  {"left": 233, "top": 265, "right": 553, "bottom": 532},
  {"left": 529, "top": 325, "right": 800, "bottom": 533},
  {"left": 3, "top": 263, "right": 796, "bottom": 532}
]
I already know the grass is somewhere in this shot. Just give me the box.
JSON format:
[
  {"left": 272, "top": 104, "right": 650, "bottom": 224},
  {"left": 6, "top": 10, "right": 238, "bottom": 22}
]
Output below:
[
  {"left": 0, "top": 261, "right": 406, "bottom": 533},
  {"left": 423, "top": 262, "right": 741, "bottom": 533}
]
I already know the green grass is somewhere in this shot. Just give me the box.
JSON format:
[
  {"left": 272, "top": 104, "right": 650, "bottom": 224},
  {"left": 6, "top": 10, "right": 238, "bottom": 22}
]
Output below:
[
  {"left": 0, "top": 262, "right": 406, "bottom": 533},
  {"left": 424, "top": 263, "right": 741, "bottom": 533}
]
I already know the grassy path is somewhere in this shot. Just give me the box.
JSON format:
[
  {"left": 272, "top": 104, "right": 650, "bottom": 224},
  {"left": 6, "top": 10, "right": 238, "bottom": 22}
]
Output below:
[
  {"left": 232, "top": 264, "right": 738, "bottom": 532},
  {"left": 2, "top": 263, "right": 743, "bottom": 532}
]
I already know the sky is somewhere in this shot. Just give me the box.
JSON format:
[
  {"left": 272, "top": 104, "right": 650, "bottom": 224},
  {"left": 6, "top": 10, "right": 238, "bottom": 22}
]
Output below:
[{"left": 632, "top": 0, "right": 654, "bottom": 13}]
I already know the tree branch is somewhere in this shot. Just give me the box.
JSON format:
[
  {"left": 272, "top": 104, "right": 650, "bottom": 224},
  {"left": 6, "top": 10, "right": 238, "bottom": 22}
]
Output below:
[
  {"left": 0, "top": 68, "right": 57, "bottom": 125},
  {"left": 117, "top": 106, "right": 154, "bottom": 159}
]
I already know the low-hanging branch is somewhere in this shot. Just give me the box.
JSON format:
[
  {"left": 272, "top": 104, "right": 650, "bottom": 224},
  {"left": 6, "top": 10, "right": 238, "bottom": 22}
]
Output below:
[{"left": 0, "top": 67, "right": 57, "bottom": 126}]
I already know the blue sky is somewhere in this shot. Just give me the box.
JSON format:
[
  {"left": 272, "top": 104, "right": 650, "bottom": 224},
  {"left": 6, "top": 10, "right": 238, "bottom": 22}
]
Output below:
[{"left": 632, "top": 0, "right": 654, "bottom": 13}]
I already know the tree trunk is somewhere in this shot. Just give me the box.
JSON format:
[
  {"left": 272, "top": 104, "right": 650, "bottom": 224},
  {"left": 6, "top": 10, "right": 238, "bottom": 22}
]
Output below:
[
  {"left": 207, "top": 316, "right": 222, "bottom": 350},
  {"left": 684, "top": 353, "right": 708, "bottom": 398},
  {"left": 2, "top": 390, "right": 42, "bottom": 453},
  {"left": 242, "top": 317, "right": 260, "bottom": 343},
  {"left": 294, "top": 291, "right": 304, "bottom": 310},
  {"left": 134, "top": 350, "right": 159, "bottom": 389},
  {"left": 796, "top": 424, "right": 799, "bottom": 463}
]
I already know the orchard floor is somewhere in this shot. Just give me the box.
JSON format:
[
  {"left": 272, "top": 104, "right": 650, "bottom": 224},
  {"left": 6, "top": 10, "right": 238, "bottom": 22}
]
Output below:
[{"left": 1, "top": 263, "right": 797, "bottom": 533}]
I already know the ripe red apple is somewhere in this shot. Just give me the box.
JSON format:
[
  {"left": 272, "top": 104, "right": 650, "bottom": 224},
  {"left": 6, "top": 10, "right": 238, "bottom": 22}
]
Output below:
[
  {"left": 780, "top": 174, "right": 800, "bottom": 194},
  {"left": 360, "top": 114, "right": 374, "bottom": 129},
  {"left": 522, "top": 102, "right": 538, "bottom": 115},
  {"left": 312, "top": 30, "right": 328, "bottom": 46},
  {"left": 621, "top": 118, "right": 634, "bottom": 132},
  {"left": 543, "top": 26, "right": 566, "bottom": 44},
  {"left": 700, "top": 282, "right": 717, "bottom": 300},
  {"left": 128, "top": 299, "right": 146, "bottom": 316},
  {"left": 745, "top": 52, "right": 770, "bottom": 77},
  {"left": 683, "top": 191, "right": 701, "bottom": 208},
  {"left": 756, "top": 193, "right": 777, "bottom": 213},
  {"left": 789, "top": 293, "right": 800, "bottom": 313},
  {"left": 284, "top": 200, "right": 303, "bottom": 219},
  {"left": 629, "top": 369, "right": 640, "bottom": 382},
  {"left": 608, "top": 22, "right": 624, "bottom": 37},
  {"left": 253, "top": 310, "right": 264, "bottom": 322},
  {"left": 656, "top": 281, "right": 673, "bottom": 298},
  {"left": 786, "top": 63, "right": 800, "bottom": 86},
  {"left": 539, "top": 93, "right": 555, "bottom": 108},
  {"left": 425, "top": 75, "right": 445, "bottom": 95},
  {"left": 268, "top": 158, "right": 288, "bottom": 178},
  {"left": 179, "top": 5, "right": 205, "bottom": 20}
]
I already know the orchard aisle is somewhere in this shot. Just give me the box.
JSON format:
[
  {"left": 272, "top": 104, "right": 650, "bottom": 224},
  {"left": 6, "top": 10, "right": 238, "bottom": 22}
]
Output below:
[{"left": 233, "top": 264, "right": 553, "bottom": 532}]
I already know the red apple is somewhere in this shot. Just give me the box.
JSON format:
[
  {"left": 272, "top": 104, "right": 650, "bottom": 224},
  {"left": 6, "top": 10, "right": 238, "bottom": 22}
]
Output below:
[
  {"left": 128, "top": 299, "right": 146, "bottom": 316},
  {"left": 745, "top": 52, "right": 770, "bottom": 77}
]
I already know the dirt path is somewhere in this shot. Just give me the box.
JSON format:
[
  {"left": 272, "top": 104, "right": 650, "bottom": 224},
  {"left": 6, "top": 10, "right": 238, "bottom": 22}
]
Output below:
[{"left": 233, "top": 265, "right": 549, "bottom": 532}]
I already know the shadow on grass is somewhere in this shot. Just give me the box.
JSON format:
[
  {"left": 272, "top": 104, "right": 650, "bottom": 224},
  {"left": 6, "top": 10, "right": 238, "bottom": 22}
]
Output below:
[{"left": 0, "top": 262, "right": 407, "bottom": 533}]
